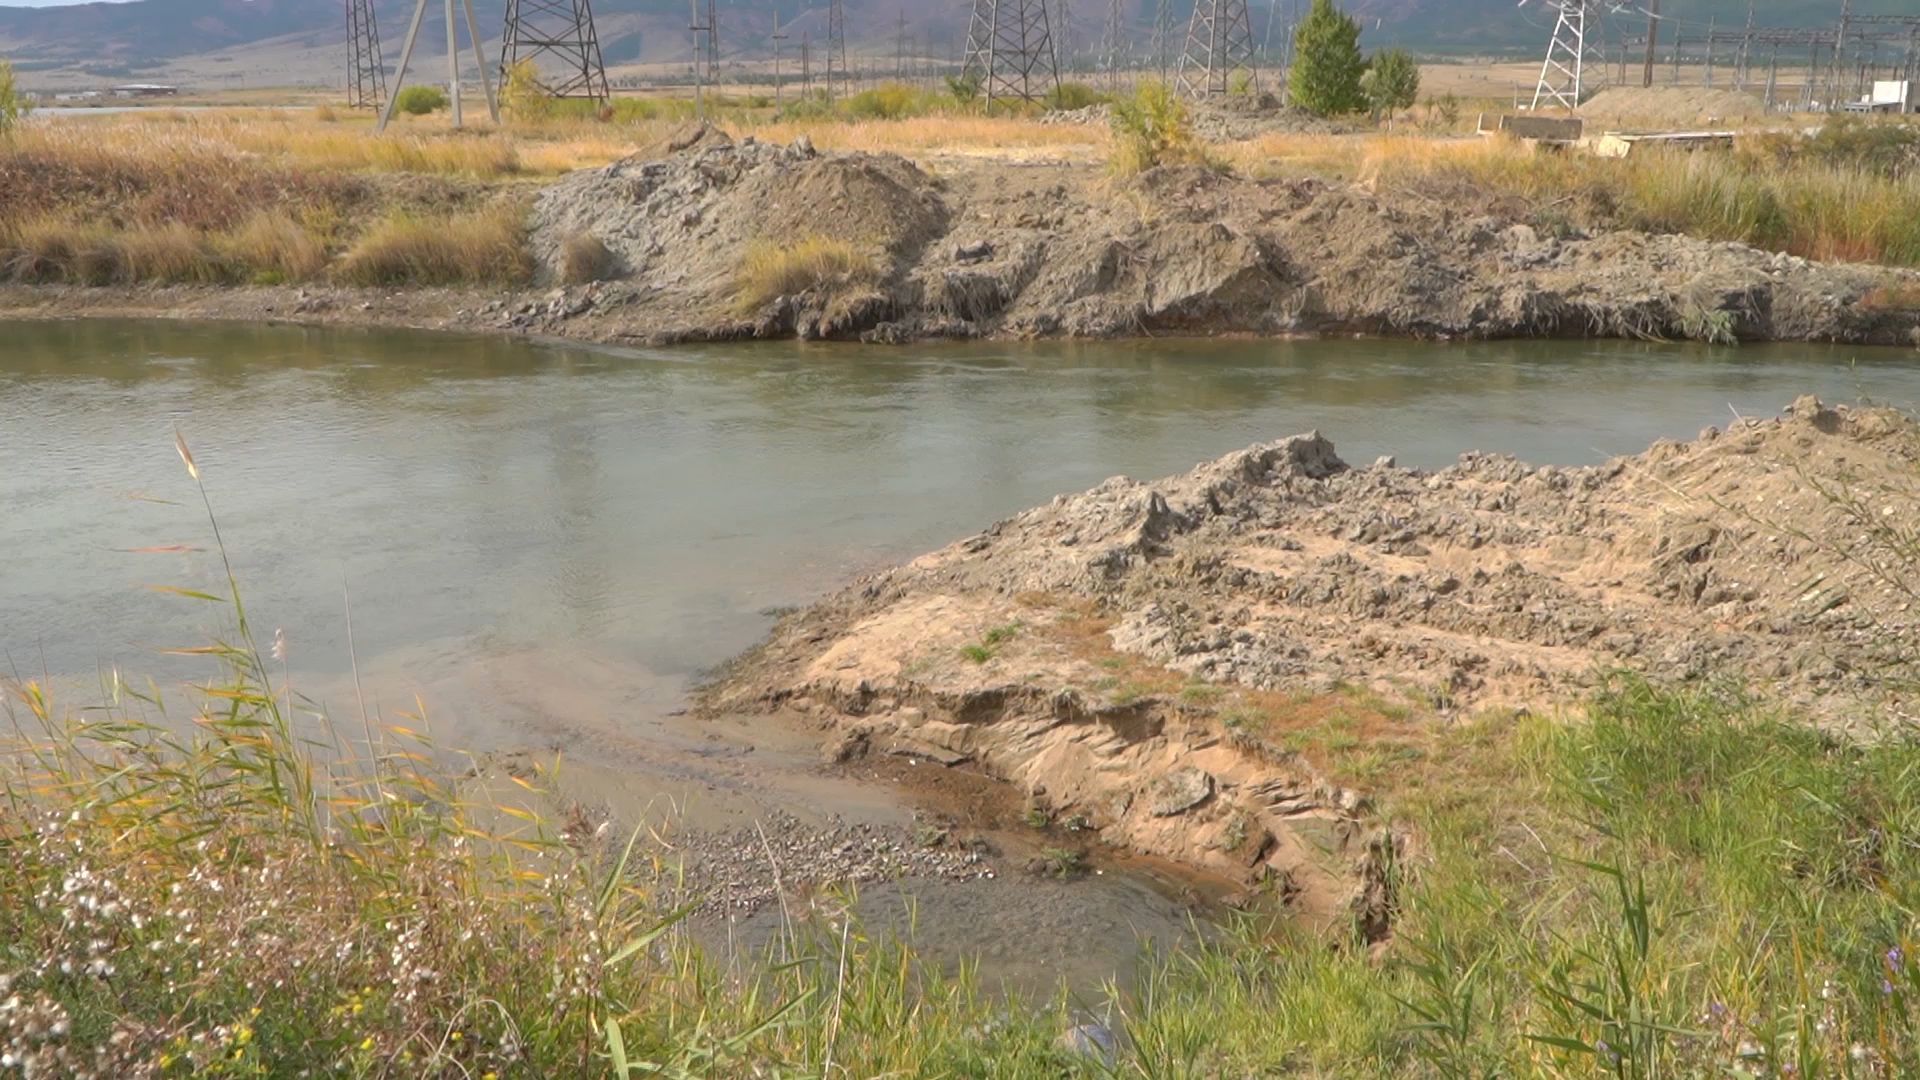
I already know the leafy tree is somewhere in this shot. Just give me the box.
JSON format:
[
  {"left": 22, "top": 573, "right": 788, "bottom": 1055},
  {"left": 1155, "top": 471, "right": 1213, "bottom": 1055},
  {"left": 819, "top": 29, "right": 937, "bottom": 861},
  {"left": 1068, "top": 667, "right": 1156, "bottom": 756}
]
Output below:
[
  {"left": 1288, "top": 0, "right": 1366, "bottom": 117},
  {"left": 0, "top": 60, "right": 27, "bottom": 136},
  {"left": 501, "top": 59, "right": 554, "bottom": 121},
  {"left": 1364, "top": 48, "right": 1420, "bottom": 124},
  {"left": 395, "top": 84, "right": 449, "bottom": 116},
  {"left": 1109, "top": 79, "right": 1212, "bottom": 175}
]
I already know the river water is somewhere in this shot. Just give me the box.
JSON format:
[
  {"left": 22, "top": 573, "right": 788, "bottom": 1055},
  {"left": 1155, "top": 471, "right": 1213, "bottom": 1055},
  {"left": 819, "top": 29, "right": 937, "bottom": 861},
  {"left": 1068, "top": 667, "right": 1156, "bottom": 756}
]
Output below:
[{"left": 5, "top": 318, "right": 1918, "bottom": 990}]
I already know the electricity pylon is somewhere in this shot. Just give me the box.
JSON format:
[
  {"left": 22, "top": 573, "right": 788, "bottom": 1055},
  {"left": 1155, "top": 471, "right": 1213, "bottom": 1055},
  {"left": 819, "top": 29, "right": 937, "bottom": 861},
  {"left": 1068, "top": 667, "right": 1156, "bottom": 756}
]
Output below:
[
  {"left": 962, "top": 0, "right": 1062, "bottom": 106},
  {"left": 346, "top": 0, "right": 386, "bottom": 109},
  {"left": 499, "top": 0, "right": 611, "bottom": 100},
  {"left": 1528, "top": 0, "right": 1587, "bottom": 111},
  {"left": 379, "top": 0, "right": 499, "bottom": 131},
  {"left": 1176, "top": 0, "right": 1257, "bottom": 97}
]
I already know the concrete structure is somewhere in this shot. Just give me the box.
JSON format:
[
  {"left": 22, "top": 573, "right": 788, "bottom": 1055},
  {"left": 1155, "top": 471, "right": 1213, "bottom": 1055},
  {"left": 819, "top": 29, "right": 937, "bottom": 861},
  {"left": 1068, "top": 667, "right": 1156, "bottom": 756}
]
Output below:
[
  {"left": 1867, "top": 80, "right": 1915, "bottom": 113},
  {"left": 1588, "top": 130, "right": 1736, "bottom": 158},
  {"left": 110, "top": 84, "right": 179, "bottom": 97}
]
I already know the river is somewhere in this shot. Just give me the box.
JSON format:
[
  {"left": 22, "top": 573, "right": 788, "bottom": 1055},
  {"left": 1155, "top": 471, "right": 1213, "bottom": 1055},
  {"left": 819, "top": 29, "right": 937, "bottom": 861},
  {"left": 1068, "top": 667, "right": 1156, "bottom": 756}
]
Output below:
[{"left": 5, "top": 318, "right": 1917, "bottom": 991}]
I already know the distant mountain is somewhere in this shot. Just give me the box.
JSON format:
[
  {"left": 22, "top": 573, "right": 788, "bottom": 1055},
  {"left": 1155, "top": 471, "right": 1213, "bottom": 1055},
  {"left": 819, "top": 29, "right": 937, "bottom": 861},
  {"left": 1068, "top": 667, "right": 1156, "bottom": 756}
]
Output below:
[{"left": 0, "top": 0, "right": 1908, "bottom": 84}]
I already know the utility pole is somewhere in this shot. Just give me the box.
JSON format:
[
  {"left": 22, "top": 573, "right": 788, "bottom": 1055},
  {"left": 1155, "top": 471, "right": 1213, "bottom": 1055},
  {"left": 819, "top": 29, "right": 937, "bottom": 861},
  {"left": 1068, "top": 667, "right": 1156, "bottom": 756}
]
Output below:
[
  {"left": 689, "top": 0, "right": 707, "bottom": 116},
  {"left": 801, "top": 29, "right": 812, "bottom": 95},
  {"left": 1829, "top": 0, "right": 1851, "bottom": 107},
  {"left": 379, "top": 0, "right": 498, "bottom": 132},
  {"left": 1641, "top": 0, "right": 1659, "bottom": 88},
  {"left": 1671, "top": 29, "right": 1682, "bottom": 85},
  {"left": 771, "top": 3, "right": 787, "bottom": 105}
]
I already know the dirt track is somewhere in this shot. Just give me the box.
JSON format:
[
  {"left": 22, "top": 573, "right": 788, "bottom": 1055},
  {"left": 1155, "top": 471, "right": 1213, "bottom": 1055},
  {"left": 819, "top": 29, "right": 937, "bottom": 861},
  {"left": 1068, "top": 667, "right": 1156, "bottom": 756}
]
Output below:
[{"left": 704, "top": 398, "right": 1920, "bottom": 924}]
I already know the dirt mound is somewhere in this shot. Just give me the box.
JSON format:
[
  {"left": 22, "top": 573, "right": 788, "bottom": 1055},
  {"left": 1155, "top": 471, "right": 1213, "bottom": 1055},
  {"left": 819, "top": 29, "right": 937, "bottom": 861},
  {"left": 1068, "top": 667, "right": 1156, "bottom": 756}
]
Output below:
[
  {"left": 1188, "top": 97, "right": 1352, "bottom": 139},
  {"left": 528, "top": 133, "right": 948, "bottom": 324},
  {"left": 1580, "top": 86, "right": 1766, "bottom": 129},
  {"left": 505, "top": 140, "right": 1920, "bottom": 347},
  {"left": 706, "top": 399, "right": 1918, "bottom": 910}
]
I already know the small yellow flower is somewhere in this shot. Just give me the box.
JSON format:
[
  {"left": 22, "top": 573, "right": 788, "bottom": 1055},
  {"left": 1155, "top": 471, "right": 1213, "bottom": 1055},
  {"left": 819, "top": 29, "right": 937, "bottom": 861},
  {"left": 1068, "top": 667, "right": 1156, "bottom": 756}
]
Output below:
[
  {"left": 450, "top": 1031, "right": 463, "bottom": 1042},
  {"left": 359, "top": 1036, "right": 375, "bottom": 1052}
]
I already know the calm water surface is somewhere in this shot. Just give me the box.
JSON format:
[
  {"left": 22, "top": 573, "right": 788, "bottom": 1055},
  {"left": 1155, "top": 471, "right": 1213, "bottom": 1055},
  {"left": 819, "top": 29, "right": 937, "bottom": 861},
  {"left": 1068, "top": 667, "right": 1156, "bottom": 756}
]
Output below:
[{"left": 5, "top": 319, "right": 1916, "bottom": 989}]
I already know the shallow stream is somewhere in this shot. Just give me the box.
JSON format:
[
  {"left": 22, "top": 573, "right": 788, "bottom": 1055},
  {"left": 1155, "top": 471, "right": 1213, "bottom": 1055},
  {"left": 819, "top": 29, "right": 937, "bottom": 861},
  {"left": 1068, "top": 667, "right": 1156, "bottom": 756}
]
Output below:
[{"left": 6, "top": 319, "right": 1918, "bottom": 992}]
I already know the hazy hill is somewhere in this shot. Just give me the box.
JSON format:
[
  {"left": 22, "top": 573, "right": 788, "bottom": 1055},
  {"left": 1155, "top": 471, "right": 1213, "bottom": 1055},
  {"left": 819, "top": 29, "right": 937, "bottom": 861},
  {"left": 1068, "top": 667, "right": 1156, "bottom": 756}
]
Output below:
[{"left": 0, "top": 0, "right": 1906, "bottom": 85}]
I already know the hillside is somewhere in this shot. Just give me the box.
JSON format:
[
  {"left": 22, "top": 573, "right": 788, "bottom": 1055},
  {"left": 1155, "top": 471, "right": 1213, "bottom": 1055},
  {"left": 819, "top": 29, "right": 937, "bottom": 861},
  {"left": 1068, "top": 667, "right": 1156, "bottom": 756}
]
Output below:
[{"left": 0, "top": 0, "right": 1904, "bottom": 87}]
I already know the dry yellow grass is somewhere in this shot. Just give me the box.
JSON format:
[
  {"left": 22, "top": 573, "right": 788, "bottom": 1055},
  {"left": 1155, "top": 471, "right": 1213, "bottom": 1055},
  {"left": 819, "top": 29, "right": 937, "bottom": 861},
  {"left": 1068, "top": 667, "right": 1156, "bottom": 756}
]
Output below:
[
  {"left": 741, "top": 115, "right": 1108, "bottom": 158},
  {"left": 732, "top": 234, "right": 879, "bottom": 313},
  {"left": 334, "top": 204, "right": 534, "bottom": 286}
]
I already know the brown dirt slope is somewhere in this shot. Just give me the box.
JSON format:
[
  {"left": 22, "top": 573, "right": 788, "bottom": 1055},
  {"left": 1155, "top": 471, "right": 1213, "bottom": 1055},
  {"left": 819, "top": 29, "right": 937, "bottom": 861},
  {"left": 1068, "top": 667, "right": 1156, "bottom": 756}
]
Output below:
[
  {"left": 523, "top": 134, "right": 1920, "bottom": 347},
  {"left": 706, "top": 398, "right": 1918, "bottom": 918}
]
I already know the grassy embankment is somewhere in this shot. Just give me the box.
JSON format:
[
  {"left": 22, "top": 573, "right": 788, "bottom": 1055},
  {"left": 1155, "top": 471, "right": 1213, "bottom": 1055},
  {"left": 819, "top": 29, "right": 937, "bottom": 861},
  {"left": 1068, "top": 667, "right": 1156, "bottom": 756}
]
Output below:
[
  {"left": 1, "top": 89, "right": 1918, "bottom": 293},
  {"left": 6, "top": 429, "right": 1920, "bottom": 1075}
]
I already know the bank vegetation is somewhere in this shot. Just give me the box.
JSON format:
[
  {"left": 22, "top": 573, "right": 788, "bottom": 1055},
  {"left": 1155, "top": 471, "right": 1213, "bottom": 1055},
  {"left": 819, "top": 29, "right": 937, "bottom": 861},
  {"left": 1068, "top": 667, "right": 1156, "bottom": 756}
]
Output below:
[{"left": 7, "top": 419, "right": 1920, "bottom": 1077}]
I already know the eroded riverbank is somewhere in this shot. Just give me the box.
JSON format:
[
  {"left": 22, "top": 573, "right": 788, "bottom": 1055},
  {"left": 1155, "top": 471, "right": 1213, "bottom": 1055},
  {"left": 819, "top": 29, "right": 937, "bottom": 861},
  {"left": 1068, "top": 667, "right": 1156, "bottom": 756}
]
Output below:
[
  {"left": 8, "top": 128, "right": 1920, "bottom": 349},
  {"left": 704, "top": 397, "right": 1920, "bottom": 932}
]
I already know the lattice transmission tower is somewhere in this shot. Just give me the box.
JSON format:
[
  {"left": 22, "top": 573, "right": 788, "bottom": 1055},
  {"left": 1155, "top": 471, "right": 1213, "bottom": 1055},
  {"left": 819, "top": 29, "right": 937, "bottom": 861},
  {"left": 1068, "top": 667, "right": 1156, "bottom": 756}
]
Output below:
[
  {"left": 825, "top": 0, "right": 851, "bottom": 100},
  {"left": 1528, "top": 0, "right": 1588, "bottom": 111},
  {"left": 346, "top": 0, "right": 387, "bottom": 109},
  {"left": 499, "top": 0, "right": 610, "bottom": 100},
  {"left": 1148, "top": 0, "right": 1175, "bottom": 80},
  {"left": 1176, "top": 0, "right": 1257, "bottom": 97},
  {"left": 379, "top": 0, "right": 499, "bottom": 131},
  {"left": 962, "top": 0, "right": 1061, "bottom": 106},
  {"left": 1099, "top": 0, "right": 1127, "bottom": 87}
]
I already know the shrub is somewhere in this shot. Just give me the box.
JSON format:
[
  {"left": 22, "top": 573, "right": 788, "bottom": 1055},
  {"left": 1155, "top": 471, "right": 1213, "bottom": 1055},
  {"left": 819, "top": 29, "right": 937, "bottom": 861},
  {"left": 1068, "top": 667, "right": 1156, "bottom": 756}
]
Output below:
[
  {"left": 502, "top": 59, "right": 554, "bottom": 122},
  {"left": 334, "top": 204, "right": 534, "bottom": 286},
  {"left": 843, "top": 83, "right": 929, "bottom": 120},
  {"left": 0, "top": 59, "right": 25, "bottom": 136},
  {"left": 1364, "top": 48, "right": 1420, "bottom": 122},
  {"left": 946, "top": 73, "right": 982, "bottom": 104},
  {"left": 312, "top": 103, "right": 340, "bottom": 123},
  {"left": 558, "top": 230, "right": 616, "bottom": 284},
  {"left": 1046, "top": 81, "right": 1105, "bottom": 111},
  {"left": 395, "top": 84, "right": 449, "bottom": 116},
  {"left": 732, "top": 234, "right": 879, "bottom": 313},
  {"left": 1109, "top": 79, "right": 1212, "bottom": 175},
  {"left": 1290, "top": 0, "right": 1366, "bottom": 117}
]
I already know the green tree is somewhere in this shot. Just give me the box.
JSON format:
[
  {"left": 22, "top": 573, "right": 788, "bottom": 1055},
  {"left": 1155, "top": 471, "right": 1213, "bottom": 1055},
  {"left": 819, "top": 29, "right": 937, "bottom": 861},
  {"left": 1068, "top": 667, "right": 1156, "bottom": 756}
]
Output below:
[
  {"left": 501, "top": 59, "right": 554, "bottom": 121},
  {"left": 1288, "top": 0, "right": 1366, "bottom": 117},
  {"left": 1364, "top": 48, "right": 1420, "bottom": 124},
  {"left": 0, "top": 60, "right": 26, "bottom": 136},
  {"left": 395, "top": 84, "right": 449, "bottom": 116}
]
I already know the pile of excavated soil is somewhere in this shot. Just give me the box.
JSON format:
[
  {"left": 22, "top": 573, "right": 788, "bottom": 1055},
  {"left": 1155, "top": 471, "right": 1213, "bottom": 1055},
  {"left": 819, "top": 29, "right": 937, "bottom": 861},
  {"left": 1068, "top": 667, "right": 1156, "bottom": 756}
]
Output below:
[
  {"left": 706, "top": 398, "right": 1918, "bottom": 916},
  {"left": 1579, "top": 86, "right": 1766, "bottom": 129},
  {"left": 528, "top": 125, "right": 948, "bottom": 336},
  {"left": 513, "top": 137, "right": 1920, "bottom": 347}
]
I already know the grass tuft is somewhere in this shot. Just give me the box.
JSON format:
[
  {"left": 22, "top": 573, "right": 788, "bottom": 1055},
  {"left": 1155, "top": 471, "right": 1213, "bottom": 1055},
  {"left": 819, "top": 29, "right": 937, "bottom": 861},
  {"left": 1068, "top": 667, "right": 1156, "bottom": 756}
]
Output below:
[
  {"left": 731, "top": 234, "right": 880, "bottom": 314},
  {"left": 334, "top": 205, "right": 534, "bottom": 286}
]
